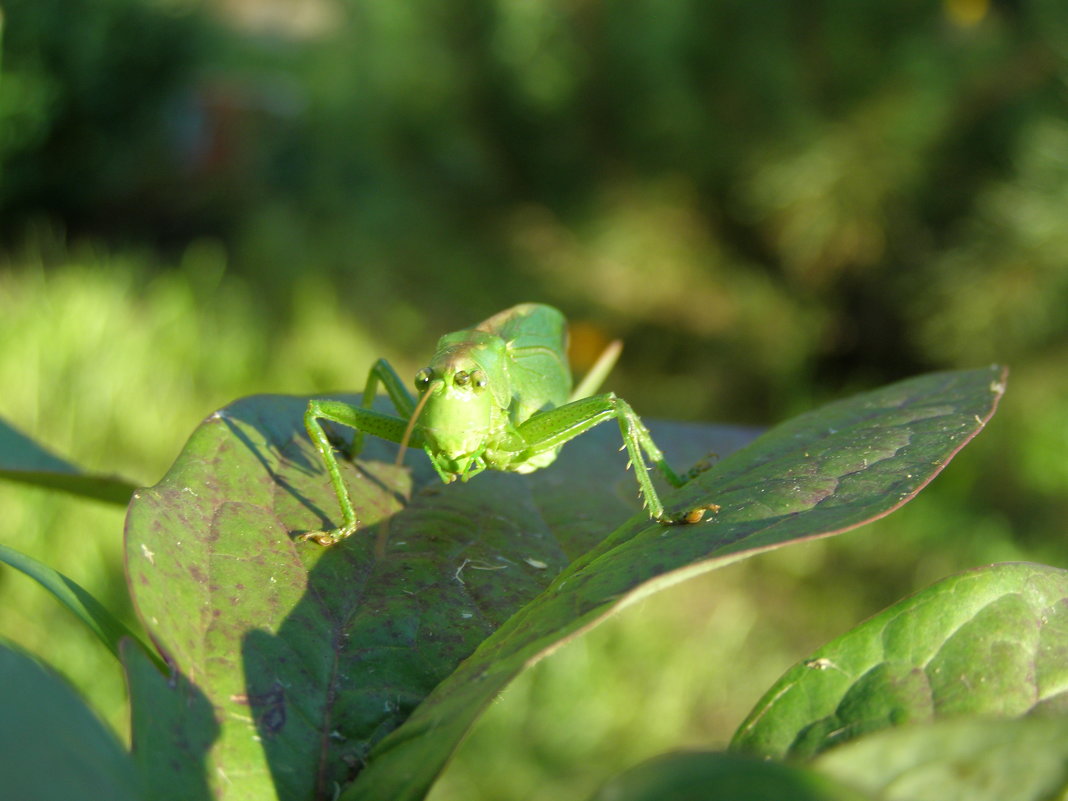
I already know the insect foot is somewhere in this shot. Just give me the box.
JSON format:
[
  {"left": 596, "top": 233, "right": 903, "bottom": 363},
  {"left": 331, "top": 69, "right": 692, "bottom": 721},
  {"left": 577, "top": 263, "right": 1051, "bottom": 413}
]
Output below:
[
  {"left": 659, "top": 503, "right": 721, "bottom": 526},
  {"left": 297, "top": 524, "right": 358, "bottom": 547}
]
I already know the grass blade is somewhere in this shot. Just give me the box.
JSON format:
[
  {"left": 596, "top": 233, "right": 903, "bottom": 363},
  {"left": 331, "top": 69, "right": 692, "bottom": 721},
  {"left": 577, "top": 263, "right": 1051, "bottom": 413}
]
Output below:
[
  {"left": 0, "top": 417, "right": 138, "bottom": 505},
  {"left": 0, "top": 543, "right": 159, "bottom": 666}
]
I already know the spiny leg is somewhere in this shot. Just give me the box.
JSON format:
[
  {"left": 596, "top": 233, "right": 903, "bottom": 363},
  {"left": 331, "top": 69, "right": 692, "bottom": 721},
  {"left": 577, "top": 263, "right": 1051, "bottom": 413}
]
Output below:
[
  {"left": 609, "top": 397, "right": 700, "bottom": 522},
  {"left": 303, "top": 399, "right": 416, "bottom": 544},
  {"left": 510, "top": 393, "right": 712, "bottom": 524}
]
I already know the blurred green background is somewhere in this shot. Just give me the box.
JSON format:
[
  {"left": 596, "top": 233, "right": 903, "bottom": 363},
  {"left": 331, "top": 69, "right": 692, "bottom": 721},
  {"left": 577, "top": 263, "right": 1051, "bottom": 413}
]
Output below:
[{"left": 2, "top": 0, "right": 1068, "bottom": 799}]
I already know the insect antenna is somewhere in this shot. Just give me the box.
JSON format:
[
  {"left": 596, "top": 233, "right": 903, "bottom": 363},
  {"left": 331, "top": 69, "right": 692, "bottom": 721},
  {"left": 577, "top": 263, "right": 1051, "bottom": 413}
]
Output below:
[
  {"left": 395, "top": 379, "right": 439, "bottom": 468},
  {"left": 376, "top": 379, "right": 440, "bottom": 560}
]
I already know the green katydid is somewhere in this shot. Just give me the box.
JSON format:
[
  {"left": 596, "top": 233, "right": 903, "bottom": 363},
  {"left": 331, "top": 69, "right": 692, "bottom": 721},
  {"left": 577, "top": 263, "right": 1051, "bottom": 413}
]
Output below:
[{"left": 301, "top": 303, "right": 715, "bottom": 545}]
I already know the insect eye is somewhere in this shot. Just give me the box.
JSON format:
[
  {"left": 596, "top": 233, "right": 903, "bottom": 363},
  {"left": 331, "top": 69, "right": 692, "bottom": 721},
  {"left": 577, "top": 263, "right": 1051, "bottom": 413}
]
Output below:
[
  {"left": 453, "top": 370, "right": 470, "bottom": 387},
  {"left": 471, "top": 370, "right": 487, "bottom": 389},
  {"left": 414, "top": 368, "right": 433, "bottom": 390}
]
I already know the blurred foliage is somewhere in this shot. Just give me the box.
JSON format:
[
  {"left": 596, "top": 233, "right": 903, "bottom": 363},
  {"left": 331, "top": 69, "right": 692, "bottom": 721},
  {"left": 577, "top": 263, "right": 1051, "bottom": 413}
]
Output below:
[
  {"left": 0, "top": 0, "right": 215, "bottom": 235},
  {"left": 2, "top": 0, "right": 1068, "bottom": 798},
  {"left": 5, "top": 0, "right": 1068, "bottom": 415}
]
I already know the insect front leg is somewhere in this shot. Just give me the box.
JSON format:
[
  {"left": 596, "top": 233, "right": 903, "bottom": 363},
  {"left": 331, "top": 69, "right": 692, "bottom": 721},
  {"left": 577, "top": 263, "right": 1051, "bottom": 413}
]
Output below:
[
  {"left": 510, "top": 394, "right": 713, "bottom": 525},
  {"left": 303, "top": 399, "right": 417, "bottom": 545}
]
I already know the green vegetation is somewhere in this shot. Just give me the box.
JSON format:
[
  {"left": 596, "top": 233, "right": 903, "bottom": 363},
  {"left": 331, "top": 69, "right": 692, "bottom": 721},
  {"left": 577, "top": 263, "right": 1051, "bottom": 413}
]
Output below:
[
  {"left": 1, "top": 348, "right": 1019, "bottom": 800},
  {"left": 2, "top": 0, "right": 1068, "bottom": 798}
]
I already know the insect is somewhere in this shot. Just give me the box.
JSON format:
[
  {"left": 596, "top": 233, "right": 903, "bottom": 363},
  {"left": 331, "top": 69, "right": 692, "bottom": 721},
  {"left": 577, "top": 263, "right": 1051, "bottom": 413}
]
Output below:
[{"left": 301, "top": 303, "right": 714, "bottom": 545}]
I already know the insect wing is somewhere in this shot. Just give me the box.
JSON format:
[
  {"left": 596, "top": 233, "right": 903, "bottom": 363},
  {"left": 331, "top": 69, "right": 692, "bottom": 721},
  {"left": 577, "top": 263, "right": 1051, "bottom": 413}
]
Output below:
[{"left": 475, "top": 304, "right": 571, "bottom": 422}]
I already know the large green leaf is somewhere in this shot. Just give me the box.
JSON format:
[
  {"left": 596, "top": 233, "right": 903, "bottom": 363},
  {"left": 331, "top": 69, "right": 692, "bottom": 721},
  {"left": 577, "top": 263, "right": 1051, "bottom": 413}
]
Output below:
[
  {"left": 813, "top": 716, "right": 1068, "bottom": 801},
  {"left": 731, "top": 562, "right": 1068, "bottom": 760},
  {"left": 123, "top": 366, "right": 1004, "bottom": 801},
  {"left": 0, "top": 638, "right": 140, "bottom": 801},
  {"left": 0, "top": 416, "right": 138, "bottom": 504},
  {"left": 124, "top": 394, "right": 756, "bottom": 800},
  {"left": 349, "top": 367, "right": 1006, "bottom": 801}
]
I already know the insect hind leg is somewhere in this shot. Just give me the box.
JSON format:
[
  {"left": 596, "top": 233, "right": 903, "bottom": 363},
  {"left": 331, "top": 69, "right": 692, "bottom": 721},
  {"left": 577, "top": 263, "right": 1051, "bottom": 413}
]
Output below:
[
  {"left": 511, "top": 393, "right": 699, "bottom": 524},
  {"left": 611, "top": 396, "right": 685, "bottom": 521}
]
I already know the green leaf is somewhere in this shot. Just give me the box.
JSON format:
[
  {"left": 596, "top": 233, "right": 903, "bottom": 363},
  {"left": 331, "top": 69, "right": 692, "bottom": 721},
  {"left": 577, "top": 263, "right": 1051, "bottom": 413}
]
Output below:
[
  {"left": 124, "top": 395, "right": 758, "bottom": 799},
  {"left": 0, "top": 638, "right": 140, "bottom": 801},
  {"left": 589, "top": 750, "right": 873, "bottom": 801},
  {"left": 349, "top": 367, "right": 1006, "bottom": 801},
  {"left": 0, "top": 542, "right": 157, "bottom": 665},
  {"left": 0, "top": 416, "right": 138, "bottom": 505},
  {"left": 813, "top": 716, "right": 1068, "bottom": 801},
  {"left": 731, "top": 562, "right": 1068, "bottom": 760},
  {"left": 123, "top": 366, "right": 1004, "bottom": 801}
]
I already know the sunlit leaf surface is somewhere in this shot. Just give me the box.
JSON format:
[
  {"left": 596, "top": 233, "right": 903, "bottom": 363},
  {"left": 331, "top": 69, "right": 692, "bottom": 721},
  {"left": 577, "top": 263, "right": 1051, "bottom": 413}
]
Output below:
[{"left": 732, "top": 562, "right": 1068, "bottom": 759}]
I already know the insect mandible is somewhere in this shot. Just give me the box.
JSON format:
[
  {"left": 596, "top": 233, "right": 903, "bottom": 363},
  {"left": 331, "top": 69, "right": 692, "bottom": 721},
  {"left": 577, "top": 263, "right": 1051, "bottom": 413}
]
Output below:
[{"left": 301, "top": 303, "right": 714, "bottom": 545}]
